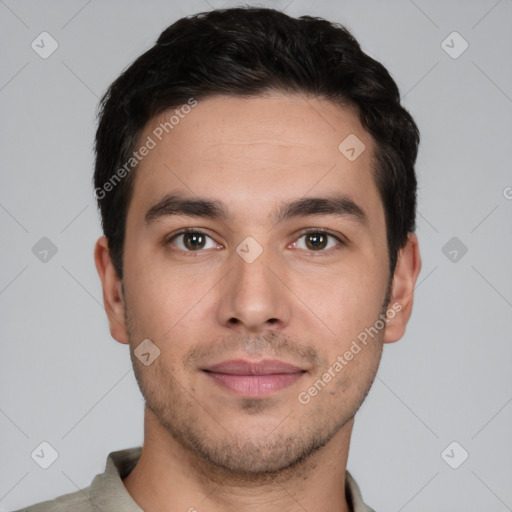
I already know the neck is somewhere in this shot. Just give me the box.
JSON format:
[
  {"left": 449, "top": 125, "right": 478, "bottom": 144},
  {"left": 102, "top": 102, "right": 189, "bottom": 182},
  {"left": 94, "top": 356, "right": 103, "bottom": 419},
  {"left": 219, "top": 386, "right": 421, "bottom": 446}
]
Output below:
[{"left": 123, "top": 407, "right": 353, "bottom": 512}]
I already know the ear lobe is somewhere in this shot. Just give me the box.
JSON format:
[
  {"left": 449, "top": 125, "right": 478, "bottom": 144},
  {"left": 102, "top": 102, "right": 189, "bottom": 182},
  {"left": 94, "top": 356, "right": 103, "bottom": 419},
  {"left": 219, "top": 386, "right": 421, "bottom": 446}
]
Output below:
[
  {"left": 94, "top": 235, "right": 129, "bottom": 344},
  {"left": 383, "top": 233, "right": 422, "bottom": 344}
]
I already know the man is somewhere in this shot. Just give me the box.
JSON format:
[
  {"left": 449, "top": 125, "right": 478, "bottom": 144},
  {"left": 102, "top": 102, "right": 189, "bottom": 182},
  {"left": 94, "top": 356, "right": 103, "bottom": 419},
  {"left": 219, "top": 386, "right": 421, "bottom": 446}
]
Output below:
[{"left": 17, "top": 6, "right": 421, "bottom": 512}]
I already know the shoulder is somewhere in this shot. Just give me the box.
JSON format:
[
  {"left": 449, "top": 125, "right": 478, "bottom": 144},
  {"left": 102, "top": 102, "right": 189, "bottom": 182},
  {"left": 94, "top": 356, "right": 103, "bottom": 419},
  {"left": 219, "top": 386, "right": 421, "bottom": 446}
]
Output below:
[
  {"left": 10, "top": 447, "right": 143, "bottom": 512},
  {"left": 10, "top": 485, "right": 96, "bottom": 512}
]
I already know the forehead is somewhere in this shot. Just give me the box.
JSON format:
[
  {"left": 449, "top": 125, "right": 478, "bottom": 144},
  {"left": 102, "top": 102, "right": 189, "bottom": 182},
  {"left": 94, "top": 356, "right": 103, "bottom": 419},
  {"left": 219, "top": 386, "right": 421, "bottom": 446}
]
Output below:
[{"left": 128, "top": 93, "right": 383, "bottom": 226}]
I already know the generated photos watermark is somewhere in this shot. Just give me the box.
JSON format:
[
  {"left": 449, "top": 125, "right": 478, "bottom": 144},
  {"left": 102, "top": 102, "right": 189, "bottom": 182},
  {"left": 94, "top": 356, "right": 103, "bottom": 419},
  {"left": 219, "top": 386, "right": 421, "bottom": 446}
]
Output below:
[
  {"left": 298, "top": 301, "right": 402, "bottom": 405},
  {"left": 94, "top": 97, "right": 198, "bottom": 200}
]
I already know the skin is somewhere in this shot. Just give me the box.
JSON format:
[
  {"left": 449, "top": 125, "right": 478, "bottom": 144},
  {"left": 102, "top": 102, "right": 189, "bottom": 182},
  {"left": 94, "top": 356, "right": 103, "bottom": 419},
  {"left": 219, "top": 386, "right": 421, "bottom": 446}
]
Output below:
[{"left": 95, "top": 93, "right": 421, "bottom": 512}]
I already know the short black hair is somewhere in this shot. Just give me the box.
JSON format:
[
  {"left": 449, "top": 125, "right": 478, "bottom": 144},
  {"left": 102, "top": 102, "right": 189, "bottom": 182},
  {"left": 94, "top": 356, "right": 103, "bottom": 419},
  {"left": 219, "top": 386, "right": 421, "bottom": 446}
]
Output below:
[{"left": 94, "top": 7, "right": 419, "bottom": 280}]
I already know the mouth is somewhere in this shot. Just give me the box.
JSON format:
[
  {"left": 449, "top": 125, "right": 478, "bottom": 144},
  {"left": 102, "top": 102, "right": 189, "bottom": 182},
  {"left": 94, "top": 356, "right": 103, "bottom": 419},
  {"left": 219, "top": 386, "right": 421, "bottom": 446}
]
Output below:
[{"left": 202, "top": 359, "right": 307, "bottom": 397}]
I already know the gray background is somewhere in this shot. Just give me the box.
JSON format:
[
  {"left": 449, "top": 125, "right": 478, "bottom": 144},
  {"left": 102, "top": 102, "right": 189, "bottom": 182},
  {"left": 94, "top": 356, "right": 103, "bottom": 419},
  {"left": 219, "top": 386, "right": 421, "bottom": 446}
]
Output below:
[{"left": 1, "top": 0, "right": 511, "bottom": 511}]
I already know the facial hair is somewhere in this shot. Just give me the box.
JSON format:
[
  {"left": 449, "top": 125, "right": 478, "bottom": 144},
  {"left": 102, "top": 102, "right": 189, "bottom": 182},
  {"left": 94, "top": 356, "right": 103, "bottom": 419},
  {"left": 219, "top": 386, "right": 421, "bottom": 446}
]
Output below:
[{"left": 123, "top": 282, "right": 390, "bottom": 482}]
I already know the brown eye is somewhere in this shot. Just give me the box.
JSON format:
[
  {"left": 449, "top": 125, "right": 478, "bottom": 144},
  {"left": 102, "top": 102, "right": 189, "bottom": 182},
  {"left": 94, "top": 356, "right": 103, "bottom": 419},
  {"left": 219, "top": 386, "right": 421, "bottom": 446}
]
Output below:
[
  {"left": 294, "top": 231, "right": 342, "bottom": 252},
  {"left": 183, "top": 232, "right": 206, "bottom": 250},
  {"left": 169, "top": 231, "right": 218, "bottom": 251},
  {"left": 304, "top": 232, "right": 328, "bottom": 250}
]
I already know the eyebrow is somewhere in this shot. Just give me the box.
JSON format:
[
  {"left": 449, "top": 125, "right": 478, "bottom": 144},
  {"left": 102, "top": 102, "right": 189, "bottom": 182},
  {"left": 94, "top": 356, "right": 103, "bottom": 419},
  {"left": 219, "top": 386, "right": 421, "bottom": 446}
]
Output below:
[{"left": 144, "top": 193, "right": 368, "bottom": 226}]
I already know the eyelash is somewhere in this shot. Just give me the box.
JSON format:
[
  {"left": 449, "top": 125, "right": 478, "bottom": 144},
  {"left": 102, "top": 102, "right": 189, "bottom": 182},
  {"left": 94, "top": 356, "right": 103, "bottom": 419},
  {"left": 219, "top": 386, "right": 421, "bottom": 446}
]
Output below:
[{"left": 165, "top": 228, "right": 346, "bottom": 256}]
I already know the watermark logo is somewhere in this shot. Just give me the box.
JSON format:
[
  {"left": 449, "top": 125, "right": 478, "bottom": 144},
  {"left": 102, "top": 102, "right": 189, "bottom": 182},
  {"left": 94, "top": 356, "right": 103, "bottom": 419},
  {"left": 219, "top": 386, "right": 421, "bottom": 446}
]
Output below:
[
  {"left": 134, "top": 338, "right": 161, "bottom": 366},
  {"left": 31, "top": 441, "right": 59, "bottom": 469},
  {"left": 338, "top": 134, "right": 366, "bottom": 161},
  {"left": 441, "top": 31, "right": 468, "bottom": 60},
  {"left": 441, "top": 441, "right": 469, "bottom": 469},
  {"left": 32, "top": 237, "right": 58, "bottom": 263},
  {"left": 442, "top": 236, "right": 468, "bottom": 263},
  {"left": 31, "top": 32, "right": 59, "bottom": 59},
  {"left": 236, "top": 236, "right": 263, "bottom": 263}
]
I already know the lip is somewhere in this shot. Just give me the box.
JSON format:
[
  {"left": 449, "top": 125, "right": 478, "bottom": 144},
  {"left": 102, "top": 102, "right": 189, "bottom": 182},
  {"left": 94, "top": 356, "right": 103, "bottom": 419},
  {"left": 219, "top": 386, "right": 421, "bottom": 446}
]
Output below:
[{"left": 203, "top": 359, "right": 306, "bottom": 396}]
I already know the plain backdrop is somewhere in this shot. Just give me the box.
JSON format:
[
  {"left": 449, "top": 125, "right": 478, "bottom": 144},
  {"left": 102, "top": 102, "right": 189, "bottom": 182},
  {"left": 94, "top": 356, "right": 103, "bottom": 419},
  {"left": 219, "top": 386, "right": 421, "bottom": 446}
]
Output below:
[{"left": 1, "top": 1, "right": 511, "bottom": 511}]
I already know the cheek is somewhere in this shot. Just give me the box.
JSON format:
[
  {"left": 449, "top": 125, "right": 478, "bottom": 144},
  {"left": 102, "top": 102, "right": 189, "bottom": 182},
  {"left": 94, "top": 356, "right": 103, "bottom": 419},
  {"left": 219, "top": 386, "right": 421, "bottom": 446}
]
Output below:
[
  {"left": 123, "top": 255, "right": 217, "bottom": 345},
  {"left": 295, "top": 261, "right": 388, "bottom": 346}
]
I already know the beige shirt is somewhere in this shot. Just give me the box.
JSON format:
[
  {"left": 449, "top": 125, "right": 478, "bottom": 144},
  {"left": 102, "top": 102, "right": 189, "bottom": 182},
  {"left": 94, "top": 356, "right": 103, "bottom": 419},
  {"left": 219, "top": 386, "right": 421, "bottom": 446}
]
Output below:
[{"left": 14, "top": 447, "right": 376, "bottom": 511}]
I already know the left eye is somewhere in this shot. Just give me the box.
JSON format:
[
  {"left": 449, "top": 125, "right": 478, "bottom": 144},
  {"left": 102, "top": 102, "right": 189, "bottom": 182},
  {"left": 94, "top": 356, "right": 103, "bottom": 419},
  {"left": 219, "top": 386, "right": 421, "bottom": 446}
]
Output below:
[{"left": 293, "top": 231, "right": 341, "bottom": 251}]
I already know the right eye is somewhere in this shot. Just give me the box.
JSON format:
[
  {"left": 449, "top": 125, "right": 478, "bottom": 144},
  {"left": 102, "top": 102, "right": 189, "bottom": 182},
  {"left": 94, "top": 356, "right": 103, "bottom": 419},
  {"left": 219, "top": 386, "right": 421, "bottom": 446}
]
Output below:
[{"left": 167, "top": 229, "right": 221, "bottom": 252}]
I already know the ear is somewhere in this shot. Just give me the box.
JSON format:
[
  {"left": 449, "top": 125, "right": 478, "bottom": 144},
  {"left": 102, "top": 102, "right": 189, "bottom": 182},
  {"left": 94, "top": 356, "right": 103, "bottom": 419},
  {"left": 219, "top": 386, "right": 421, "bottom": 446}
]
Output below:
[
  {"left": 94, "top": 235, "right": 129, "bottom": 344},
  {"left": 383, "top": 233, "right": 422, "bottom": 344}
]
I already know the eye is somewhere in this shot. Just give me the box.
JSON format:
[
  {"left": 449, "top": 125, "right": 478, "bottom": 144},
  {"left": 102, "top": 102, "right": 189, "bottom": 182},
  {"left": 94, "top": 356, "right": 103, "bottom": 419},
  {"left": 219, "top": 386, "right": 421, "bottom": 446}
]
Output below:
[
  {"left": 292, "top": 230, "right": 343, "bottom": 252},
  {"left": 168, "top": 229, "right": 220, "bottom": 251}
]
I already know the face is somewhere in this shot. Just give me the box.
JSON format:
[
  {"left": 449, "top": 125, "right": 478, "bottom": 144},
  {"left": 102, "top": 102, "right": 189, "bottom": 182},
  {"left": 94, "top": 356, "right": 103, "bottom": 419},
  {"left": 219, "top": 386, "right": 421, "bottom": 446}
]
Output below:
[{"left": 98, "top": 93, "right": 414, "bottom": 478}]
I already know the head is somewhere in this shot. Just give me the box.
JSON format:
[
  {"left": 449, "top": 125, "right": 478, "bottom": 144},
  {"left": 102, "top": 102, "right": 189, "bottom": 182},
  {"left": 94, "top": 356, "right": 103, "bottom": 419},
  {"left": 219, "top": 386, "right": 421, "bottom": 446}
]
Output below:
[{"left": 94, "top": 7, "right": 421, "bottom": 478}]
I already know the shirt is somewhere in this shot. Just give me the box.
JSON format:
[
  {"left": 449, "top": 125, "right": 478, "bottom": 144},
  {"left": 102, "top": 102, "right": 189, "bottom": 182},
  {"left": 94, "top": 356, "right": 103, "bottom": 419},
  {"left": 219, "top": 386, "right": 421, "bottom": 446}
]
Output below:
[{"left": 13, "top": 447, "right": 376, "bottom": 511}]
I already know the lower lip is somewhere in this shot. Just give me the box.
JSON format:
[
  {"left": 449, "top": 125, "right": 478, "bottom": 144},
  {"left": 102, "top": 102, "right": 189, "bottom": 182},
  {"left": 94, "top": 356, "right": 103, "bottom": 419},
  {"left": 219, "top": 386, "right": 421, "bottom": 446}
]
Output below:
[{"left": 205, "top": 372, "right": 305, "bottom": 396}]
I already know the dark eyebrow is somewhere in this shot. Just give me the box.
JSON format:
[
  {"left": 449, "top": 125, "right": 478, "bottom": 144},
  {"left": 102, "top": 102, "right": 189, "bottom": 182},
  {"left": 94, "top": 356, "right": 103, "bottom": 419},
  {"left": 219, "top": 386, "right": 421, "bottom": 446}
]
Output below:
[
  {"left": 272, "top": 195, "right": 368, "bottom": 226},
  {"left": 145, "top": 192, "right": 368, "bottom": 226},
  {"left": 145, "top": 194, "right": 229, "bottom": 224}
]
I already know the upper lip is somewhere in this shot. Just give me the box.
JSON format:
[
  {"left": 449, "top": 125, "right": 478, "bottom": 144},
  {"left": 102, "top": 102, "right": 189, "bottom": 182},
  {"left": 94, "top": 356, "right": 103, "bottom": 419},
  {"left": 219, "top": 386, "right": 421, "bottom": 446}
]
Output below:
[{"left": 203, "top": 359, "right": 305, "bottom": 375}]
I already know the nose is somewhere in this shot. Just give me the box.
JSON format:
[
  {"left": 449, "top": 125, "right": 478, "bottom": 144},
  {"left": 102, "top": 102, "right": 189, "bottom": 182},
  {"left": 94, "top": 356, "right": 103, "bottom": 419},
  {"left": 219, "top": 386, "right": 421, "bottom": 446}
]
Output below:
[{"left": 216, "top": 243, "right": 291, "bottom": 333}]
